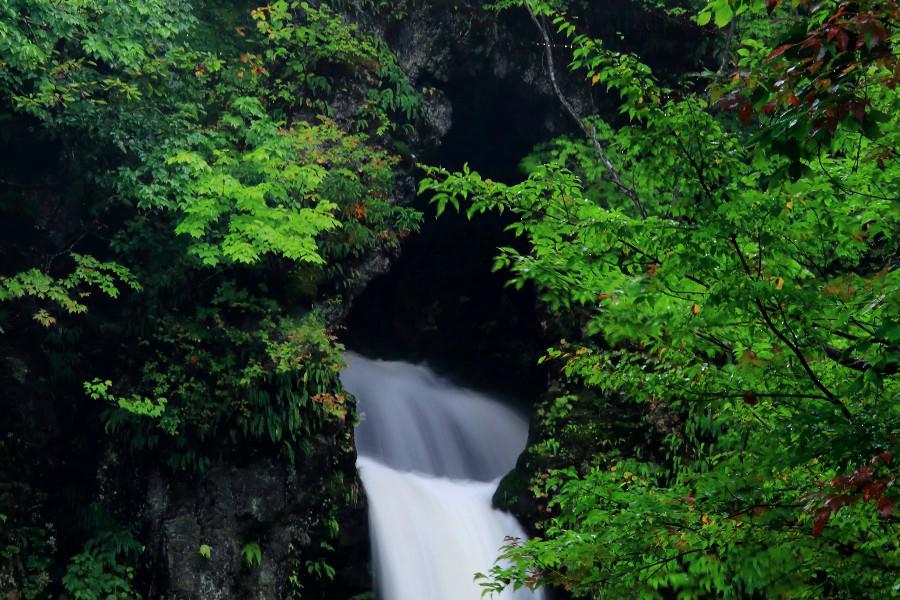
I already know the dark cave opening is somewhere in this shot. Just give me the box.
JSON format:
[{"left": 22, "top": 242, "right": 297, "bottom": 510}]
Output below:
[{"left": 341, "top": 69, "right": 565, "bottom": 400}]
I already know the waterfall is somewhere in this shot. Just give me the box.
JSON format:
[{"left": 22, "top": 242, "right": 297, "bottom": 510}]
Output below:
[{"left": 341, "top": 352, "right": 544, "bottom": 600}]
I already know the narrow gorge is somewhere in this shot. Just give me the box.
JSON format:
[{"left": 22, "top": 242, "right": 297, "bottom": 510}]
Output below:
[{"left": 1, "top": 1, "right": 896, "bottom": 599}]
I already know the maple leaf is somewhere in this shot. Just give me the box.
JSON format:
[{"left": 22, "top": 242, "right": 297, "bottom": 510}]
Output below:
[{"left": 812, "top": 507, "right": 830, "bottom": 538}]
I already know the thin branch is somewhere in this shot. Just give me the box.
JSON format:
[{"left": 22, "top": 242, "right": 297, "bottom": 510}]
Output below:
[
  {"left": 684, "top": 390, "right": 834, "bottom": 402},
  {"left": 672, "top": 131, "right": 715, "bottom": 201},
  {"left": 729, "top": 236, "right": 852, "bottom": 420},
  {"left": 727, "top": 502, "right": 805, "bottom": 519},
  {"left": 816, "top": 146, "right": 899, "bottom": 201},
  {"left": 717, "top": 18, "right": 737, "bottom": 75},
  {"left": 44, "top": 232, "right": 87, "bottom": 274},
  {"left": 615, "top": 238, "right": 709, "bottom": 288},
  {"left": 0, "top": 178, "right": 62, "bottom": 190},
  {"left": 823, "top": 344, "right": 898, "bottom": 375},
  {"left": 524, "top": 1, "right": 648, "bottom": 218}
]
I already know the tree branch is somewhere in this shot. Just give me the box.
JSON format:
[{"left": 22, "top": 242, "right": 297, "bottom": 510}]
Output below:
[
  {"left": 823, "top": 344, "right": 898, "bottom": 375},
  {"left": 729, "top": 236, "right": 852, "bottom": 421},
  {"left": 524, "top": 1, "right": 647, "bottom": 218}
]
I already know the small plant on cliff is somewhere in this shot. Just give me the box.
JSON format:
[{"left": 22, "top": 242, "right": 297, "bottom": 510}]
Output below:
[
  {"left": 242, "top": 542, "right": 263, "bottom": 567},
  {"left": 62, "top": 527, "right": 143, "bottom": 600},
  {"left": 199, "top": 544, "right": 212, "bottom": 559}
]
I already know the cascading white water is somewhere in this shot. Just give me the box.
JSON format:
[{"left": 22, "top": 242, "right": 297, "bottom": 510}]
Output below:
[{"left": 340, "top": 353, "right": 544, "bottom": 600}]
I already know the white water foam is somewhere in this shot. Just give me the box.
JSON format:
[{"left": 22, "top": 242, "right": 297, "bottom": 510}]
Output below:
[{"left": 341, "top": 353, "right": 543, "bottom": 600}]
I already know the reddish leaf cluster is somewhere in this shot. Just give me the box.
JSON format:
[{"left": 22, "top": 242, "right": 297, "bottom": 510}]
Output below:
[
  {"left": 810, "top": 451, "right": 895, "bottom": 538},
  {"left": 724, "top": 0, "right": 898, "bottom": 138}
]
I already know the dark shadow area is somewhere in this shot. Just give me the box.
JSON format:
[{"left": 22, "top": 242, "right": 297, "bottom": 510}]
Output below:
[
  {"left": 341, "top": 72, "right": 562, "bottom": 401},
  {"left": 428, "top": 73, "right": 560, "bottom": 182}
]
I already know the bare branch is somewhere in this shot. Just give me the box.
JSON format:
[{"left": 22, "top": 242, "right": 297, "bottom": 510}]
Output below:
[{"left": 524, "top": 1, "right": 648, "bottom": 218}]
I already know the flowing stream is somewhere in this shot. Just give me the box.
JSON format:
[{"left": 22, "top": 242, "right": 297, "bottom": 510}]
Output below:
[{"left": 340, "top": 352, "right": 544, "bottom": 600}]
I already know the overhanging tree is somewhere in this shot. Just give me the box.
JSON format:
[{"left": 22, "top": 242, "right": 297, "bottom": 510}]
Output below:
[{"left": 422, "top": 0, "right": 898, "bottom": 596}]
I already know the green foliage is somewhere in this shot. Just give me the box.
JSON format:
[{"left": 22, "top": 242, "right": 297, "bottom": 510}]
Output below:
[
  {"left": 61, "top": 525, "right": 143, "bottom": 600},
  {"left": 199, "top": 543, "right": 212, "bottom": 559},
  {"left": 711, "top": 0, "right": 897, "bottom": 176},
  {"left": 85, "top": 378, "right": 173, "bottom": 429},
  {"left": 241, "top": 542, "right": 263, "bottom": 567},
  {"left": 0, "top": 504, "right": 54, "bottom": 600},
  {"left": 62, "top": 552, "right": 140, "bottom": 600},
  {"left": 101, "top": 301, "right": 350, "bottom": 472},
  {"left": 250, "top": 0, "right": 423, "bottom": 134},
  {"left": 305, "top": 553, "right": 337, "bottom": 580},
  {"left": 1, "top": 0, "right": 420, "bottom": 456},
  {"left": 0, "top": 255, "right": 140, "bottom": 328},
  {"left": 553, "top": 15, "right": 662, "bottom": 122},
  {"left": 0, "top": 0, "right": 195, "bottom": 123},
  {"left": 165, "top": 112, "right": 341, "bottom": 267},
  {"left": 287, "top": 537, "right": 340, "bottom": 596},
  {"left": 423, "top": 0, "right": 899, "bottom": 597},
  {"left": 697, "top": 0, "right": 735, "bottom": 27}
]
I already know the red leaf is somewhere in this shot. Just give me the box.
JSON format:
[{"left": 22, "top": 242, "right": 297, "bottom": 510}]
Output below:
[
  {"left": 767, "top": 43, "right": 794, "bottom": 61},
  {"left": 850, "top": 466, "right": 874, "bottom": 487},
  {"left": 863, "top": 23, "right": 885, "bottom": 49},
  {"left": 862, "top": 480, "right": 886, "bottom": 502},
  {"left": 766, "top": 0, "right": 782, "bottom": 14},
  {"left": 831, "top": 475, "right": 850, "bottom": 490},
  {"left": 876, "top": 497, "right": 894, "bottom": 518},
  {"left": 825, "top": 495, "right": 845, "bottom": 510},
  {"left": 812, "top": 508, "right": 830, "bottom": 538},
  {"left": 738, "top": 104, "right": 753, "bottom": 125},
  {"left": 800, "top": 36, "right": 820, "bottom": 50},
  {"left": 872, "top": 451, "right": 892, "bottom": 465},
  {"left": 836, "top": 30, "right": 849, "bottom": 51}
]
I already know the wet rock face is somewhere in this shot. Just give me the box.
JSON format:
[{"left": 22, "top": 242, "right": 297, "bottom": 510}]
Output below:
[
  {"left": 142, "top": 463, "right": 290, "bottom": 600},
  {"left": 141, "top": 451, "right": 370, "bottom": 599},
  {"left": 348, "top": 1, "right": 583, "bottom": 161}
]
